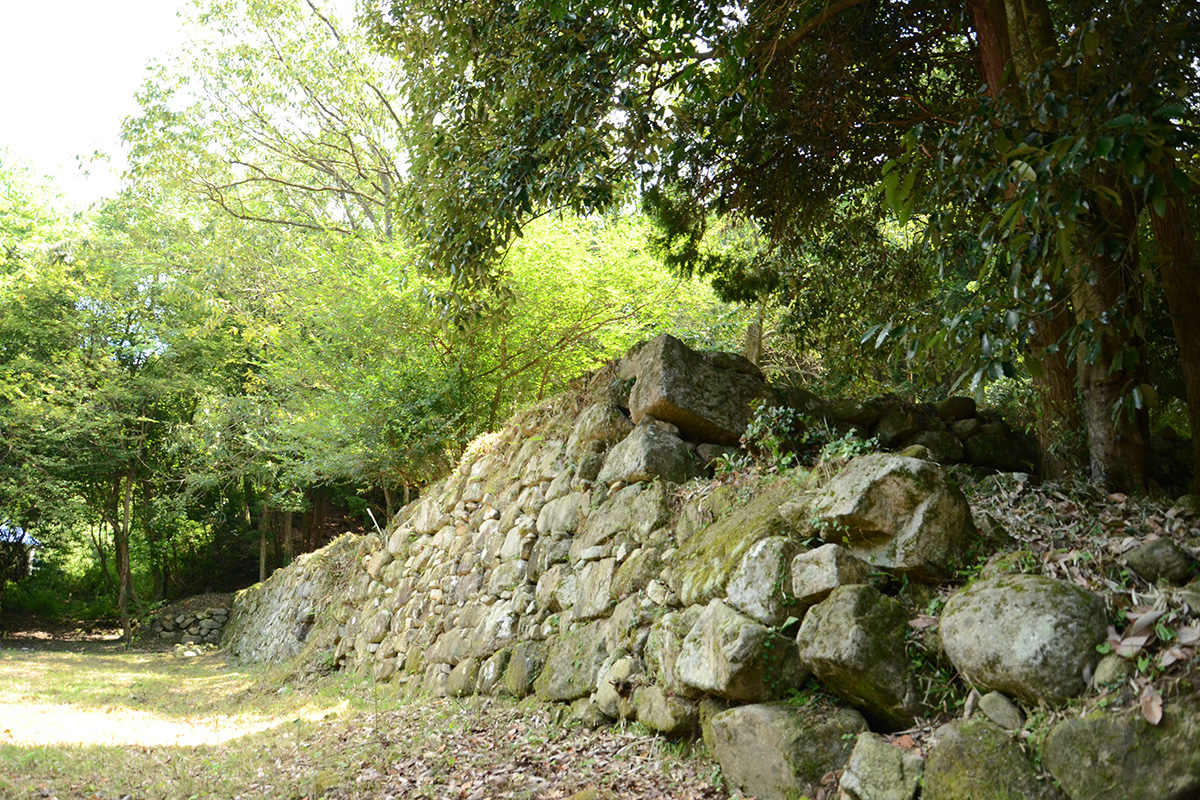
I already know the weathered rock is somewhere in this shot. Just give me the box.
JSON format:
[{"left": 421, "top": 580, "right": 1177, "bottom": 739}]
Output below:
[
  {"left": 725, "top": 536, "right": 804, "bottom": 627},
  {"left": 565, "top": 402, "right": 634, "bottom": 460},
  {"left": 503, "top": 641, "right": 544, "bottom": 698},
  {"left": 963, "top": 430, "right": 1031, "bottom": 472},
  {"left": 670, "top": 479, "right": 794, "bottom": 606},
  {"left": 446, "top": 657, "right": 480, "bottom": 697},
  {"left": 536, "top": 494, "right": 587, "bottom": 537},
  {"left": 904, "top": 429, "right": 964, "bottom": 464},
  {"left": 785, "top": 454, "right": 977, "bottom": 580},
  {"left": 596, "top": 421, "right": 701, "bottom": 486},
  {"left": 627, "top": 334, "right": 770, "bottom": 445},
  {"left": 790, "top": 543, "right": 874, "bottom": 611},
  {"left": 611, "top": 546, "right": 664, "bottom": 600},
  {"left": 595, "top": 657, "right": 642, "bottom": 719},
  {"left": 940, "top": 574, "right": 1107, "bottom": 705},
  {"left": 634, "top": 684, "right": 698, "bottom": 735},
  {"left": 1123, "top": 538, "right": 1195, "bottom": 585},
  {"left": 924, "top": 718, "right": 1053, "bottom": 800},
  {"left": 1091, "top": 653, "right": 1135, "bottom": 688},
  {"left": 949, "top": 417, "right": 980, "bottom": 440},
  {"left": 676, "top": 599, "right": 808, "bottom": 702},
  {"left": 874, "top": 404, "right": 924, "bottom": 448},
  {"left": 934, "top": 396, "right": 976, "bottom": 421},
  {"left": 573, "top": 558, "right": 617, "bottom": 621},
  {"left": 567, "top": 696, "right": 609, "bottom": 729},
  {"left": 1043, "top": 701, "right": 1200, "bottom": 800},
  {"left": 797, "top": 584, "right": 921, "bottom": 731},
  {"left": 645, "top": 606, "right": 703, "bottom": 696},
  {"left": 478, "top": 648, "right": 512, "bottom": 695},
  {"left": 823, "top": 398, "right": 884, "bottom": 429},
  {"left": 977, "top": 691, "right": 1024, "bottom": 731},
  {"left": 570, "top": 482, "right": 671, "bottom": 560},
  {"left": 839, "top": 731, "right": 924, "bottom": 800},
  {"left": 709, "top": 702, "right": 866, "bottom": 800},
  {"left": 533, "top": 621, "right": 609, "bottom": 702}
]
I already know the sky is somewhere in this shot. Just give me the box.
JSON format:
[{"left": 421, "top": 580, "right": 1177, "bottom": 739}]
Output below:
[{"left": 0, "top": 0, "right": 190, "bottom": 210}]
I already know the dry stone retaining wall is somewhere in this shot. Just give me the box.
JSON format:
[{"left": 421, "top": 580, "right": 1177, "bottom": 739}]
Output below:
[{"left": 224, "top": 334, "right": 1200, "bottom": 800}]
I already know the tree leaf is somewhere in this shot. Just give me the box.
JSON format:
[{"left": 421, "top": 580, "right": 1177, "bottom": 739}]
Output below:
[{"left": 1140, "top": 683, "right": 1163, "bottom": 726}]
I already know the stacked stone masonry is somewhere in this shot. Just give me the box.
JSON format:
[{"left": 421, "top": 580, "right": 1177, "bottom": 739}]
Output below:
[{"left": 224, "top": 335, "right": 1200, "bottom": 800}]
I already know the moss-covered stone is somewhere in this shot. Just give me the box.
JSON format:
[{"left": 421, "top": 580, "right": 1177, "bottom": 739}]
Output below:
[
  {"left": 633, "top": 684, "right": 698, "bottom": 735},
  {"left": 924, "top": 718, "right": 1053, "bottom": 800},
  {"left": 676, "top": 599, "right": 809, "bottom": 702},
  {"left": 797, "top": 584, "right": 921, "bottom": 731},
  {"left": 670, "top": 479, "right": 796, "bottom": 607},
  {"left": 503, "top": 641, "right": 544, "bottom": 698},
  {"left": 709, "top": 702, "right": 866, "bottom": 800},
  {"left": 570, "top": 482, "right": 671, "bottom": 561},
  {"left": 783, "top": 454, "right": 977, "bottom": 581},
  {"left": 1043, "top": 700, "right": 1200, "bottom": 800},
  {"left": 446, "top": 657, "right": 480, "bottom": 697},
  {"left": 611, "top": 546, "right": 664, "bottom": 600},
  {"left": 533, "top": 620, "right": 609, "bottom": 702},
  {"left": 940, "top": 573, "right": 1106, "bottom": 705}
]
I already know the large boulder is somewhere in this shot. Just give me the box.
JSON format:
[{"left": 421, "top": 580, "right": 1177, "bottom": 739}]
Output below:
[
  {"left": 565, "top": 402, "right": 634, "bottom": 460},
  {"left": 923, "top": 718, "right": 1054, "bottom": 800},
  {"left": 533, "top": 621, "right": 609, "bottom": 702},
  {"left": 725, "top": 536, "right": 805, "bottom": 627},
  {"left": 784, "top": 454, "right": 977, "bottom": 581},
  {"left": 839, "top": 731, "right": 924, "bottom": 800},
  {"left": 634, "top": 684, "right": 699, "bottom": 735},
  {"left": 626, "top": 334, "right": 770, "bottom": 445},
  {"left": 708, "top": 702, "right": 866, "bottom": 800},
  {"left": 797, "top": 584, "right": 921, "bottom": 731},
  {"left": 790, "top": 543, "right": 874, "bottom": 611},
  {"left": 670, "top": 479, "right": 795, "bottom": 606},
  {"left": 645, "top": 606, "right": 704, "bottom": 696},
  {"left": 676, "top": 599, "right": 809, "bottom": 702},
  {"left": 940, "top": 574, "right": 1107, "bottom": 705},
  {"left": 596, "top": 421, "right": 701, "bottom": 486},
  {"left": 1043, "top": 700, "right": 1200, "bottom": 800},
  {"left": 570, "top": 482, "right": 671, "bottom": 561}
]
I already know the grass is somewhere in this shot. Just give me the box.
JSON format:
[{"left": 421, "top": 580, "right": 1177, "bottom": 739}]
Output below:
[{"left": 0, "top": 646, "right": 727, "bottom": 800}]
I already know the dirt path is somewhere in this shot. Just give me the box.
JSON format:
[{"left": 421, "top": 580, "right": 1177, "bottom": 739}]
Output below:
[{"left": 0, "top": 622, "right": 727, "bottom": 799}]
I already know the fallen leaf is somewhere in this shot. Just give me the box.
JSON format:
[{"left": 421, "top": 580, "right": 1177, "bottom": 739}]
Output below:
[
  {"left": 1140, "top": 684, "right": 1164, "bottom": 725},
  {"left": 1158, "top": 647, "right": 1190, "bottom": 668},
  {"left": 1108, "top": 493, "right": 1128, "bottom": 504},
  {"left": 893, "top": 734, "right": 916, "bottom": 749},
  {"left": 1176, "top": 624, "right": 1200, "bottom": 647},
  {"left": 908, "top": 616, "right": 939, "bottom": 630},
  {"left": 1116, "top": 634, "right": 1152, "bottom": 657},
  {"left": 1126, "top": 609, "right": 1167, "bottom": 637}
]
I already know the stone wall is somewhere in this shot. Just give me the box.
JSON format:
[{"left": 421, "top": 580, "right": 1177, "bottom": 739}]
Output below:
[{"left": 224, "top": 334, "right": 1200, "bottom": 800}]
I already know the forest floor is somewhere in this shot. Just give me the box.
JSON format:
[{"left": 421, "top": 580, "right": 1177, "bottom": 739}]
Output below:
[{"left": 0, "top": 624, "right": 726, "bottom": 800}]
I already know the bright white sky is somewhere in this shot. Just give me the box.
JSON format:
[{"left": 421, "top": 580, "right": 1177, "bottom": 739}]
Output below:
[{"left": 0, "top": 0, "right": 190, "bottom": 210}]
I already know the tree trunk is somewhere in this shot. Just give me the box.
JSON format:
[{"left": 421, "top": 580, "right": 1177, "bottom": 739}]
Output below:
[
  {"left": 258, "top": 527, "right": 267, "bottom": 581},
  {"left": 967, "top": 0, "right": 1012, "bottom": 95},
  {"left": 1028, "top": 297, "right": 1082, "bottom": 479},
  {"left": 1150, "top": 193, "right": 1200, "bottom": 492},
  {"left": 1069, "top": 201, "right": 1147, "bottom": 491},
  {"left": 283, "top": 510, "right": 294, "bottom": 563},
  {"left": 116, "top": 470, "right": 136, "bottom": 641},
  {"left": 383, "top": 485, "right": 394, "bottom": 521}
]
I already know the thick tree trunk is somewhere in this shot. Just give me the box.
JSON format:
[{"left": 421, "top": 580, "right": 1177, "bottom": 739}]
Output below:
[
  {"left": 967, "top": 0, "right": 1011, "bottom": 94},
  {"left": 1028, "top": 297, "right": 1082, "bottom": 479},
  {"left": 1069, "top": 202, "right": 1147, "bottom": 491},
  {"left": 1150, "top": 194, "right": 1200, "bottom": 492}
]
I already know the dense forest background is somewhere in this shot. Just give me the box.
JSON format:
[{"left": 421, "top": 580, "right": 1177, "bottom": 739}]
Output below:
[{"left": 1, "top": 0, "right": 1197, "bottom": 633}]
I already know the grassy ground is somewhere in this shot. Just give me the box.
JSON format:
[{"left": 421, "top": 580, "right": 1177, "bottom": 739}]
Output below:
[{"left": 0, "top": 641, "right": 726, "bottom": 800}]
